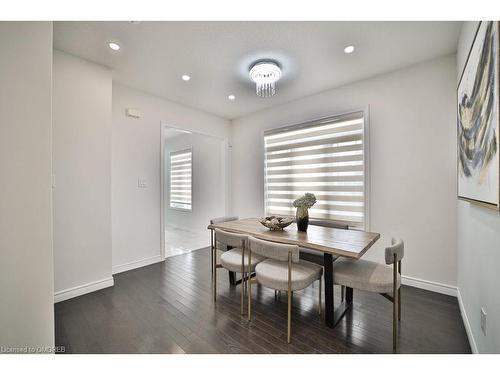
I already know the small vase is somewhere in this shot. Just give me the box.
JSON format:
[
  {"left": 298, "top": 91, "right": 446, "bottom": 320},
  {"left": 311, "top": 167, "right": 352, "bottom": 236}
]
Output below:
[{"left": 296, "top": 206, "right": 309, "bottom": 232}]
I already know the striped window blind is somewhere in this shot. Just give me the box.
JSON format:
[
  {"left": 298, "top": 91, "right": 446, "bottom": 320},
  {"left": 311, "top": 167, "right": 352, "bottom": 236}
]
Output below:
[
  {"left": 170, "top": 149, "right": 192, "bottom": 211},
  {"left": 264, "top": 111, "right": 367, "bottom": 228}
]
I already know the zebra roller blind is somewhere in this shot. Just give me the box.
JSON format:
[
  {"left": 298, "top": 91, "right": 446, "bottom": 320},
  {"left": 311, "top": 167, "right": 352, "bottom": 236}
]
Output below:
[
  {"left": 264, "top": 111, "right": 367, "bottom": 228},
  {"left": 170, "top": 148, "right": 192, "bottom": 211}
]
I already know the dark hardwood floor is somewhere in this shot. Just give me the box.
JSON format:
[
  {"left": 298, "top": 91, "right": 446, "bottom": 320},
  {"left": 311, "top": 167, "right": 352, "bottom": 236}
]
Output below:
[{"left": 55, "top": 248, "right": 471, "bottom": 354}]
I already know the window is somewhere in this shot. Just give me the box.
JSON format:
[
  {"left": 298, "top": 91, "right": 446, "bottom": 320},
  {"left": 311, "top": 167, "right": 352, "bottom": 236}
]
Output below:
[
  {"left": 170, "top": 148, "right": 192, "bottom": 211},
  {"left": 264, "top": 110, "right": 368, "bottom": 228}
]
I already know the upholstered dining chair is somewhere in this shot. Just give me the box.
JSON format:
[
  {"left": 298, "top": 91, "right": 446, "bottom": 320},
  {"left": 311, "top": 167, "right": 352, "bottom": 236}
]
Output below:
[
  {"left": 247, "top": 237, "right": 323, "bottom": 343},
  {"left": 212, "top": 229, "right": 265, "bottom": 315},
  {"left": 331, "top": 238, "right": 404, "bottom": 351},
  {"left": 209, "top": 216, "right": 239, "bottom": 275}
]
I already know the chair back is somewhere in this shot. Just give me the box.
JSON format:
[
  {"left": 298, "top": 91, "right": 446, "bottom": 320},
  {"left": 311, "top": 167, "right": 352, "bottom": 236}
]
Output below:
[
  {"left": 214, "top": 229, "right": 247, "bottom": 249},
  {"left": 210, "top": 216, "right": 239, "bottom": 224},
  {"left": 385, "top": 238, "right": 404, "bottom": 264},
  {"left": 249, "top": 237, "right": 299, "bottom": 263},
  {"left": 309, "top": 219, "right": 348, "bottom": 230}
]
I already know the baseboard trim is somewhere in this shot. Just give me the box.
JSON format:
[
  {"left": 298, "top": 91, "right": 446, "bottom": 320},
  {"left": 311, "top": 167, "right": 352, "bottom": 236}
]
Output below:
[
  {"left": 401, "top": 275, "right": 457, "bottom": 297},
  {"left": 54, "top": 277, "right": 114, "bottom": 303},
  {"left": 112, "top": 254, "right": 163, "bottom": 275},
  {"left": 457, "top": 288, "right": 479, "bottom": 354}
]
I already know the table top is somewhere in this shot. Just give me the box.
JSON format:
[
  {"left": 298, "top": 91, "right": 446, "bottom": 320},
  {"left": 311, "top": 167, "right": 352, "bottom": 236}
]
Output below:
[{"left": 208, "top": 218, "right": 380, "bottom": 259}]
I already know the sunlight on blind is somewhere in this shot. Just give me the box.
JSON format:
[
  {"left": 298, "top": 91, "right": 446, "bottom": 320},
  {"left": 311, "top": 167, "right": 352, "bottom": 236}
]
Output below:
[
  {"left": 170, "top": 149, "right": 192, "bottom": 211},
  {"left": 264, "top": 112, "right": 366, "bottom": 227}
]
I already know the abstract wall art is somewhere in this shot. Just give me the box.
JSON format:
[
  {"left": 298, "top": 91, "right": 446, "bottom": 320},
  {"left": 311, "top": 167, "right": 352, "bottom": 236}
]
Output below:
[{"left": 458, "top": 21, "right": 500, "bottom": 209}]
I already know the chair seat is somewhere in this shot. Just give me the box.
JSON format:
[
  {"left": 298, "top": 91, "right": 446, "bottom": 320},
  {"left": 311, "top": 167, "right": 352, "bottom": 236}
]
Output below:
[
  {"left": 220, "top": 248, "right": 265, "bottom": 273},
  {"left": 255, "top": 258, "right": 323, "bottom": 291},
  {"left": 332, "top": 258, "right": 401, "bottom": 293}
]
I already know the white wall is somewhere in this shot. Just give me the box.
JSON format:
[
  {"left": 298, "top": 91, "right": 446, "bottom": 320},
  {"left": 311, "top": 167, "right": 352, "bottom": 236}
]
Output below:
[
  {"left": 231, "top": 55, "right": 458, "bottom": 290},
  {"left": 112, "top": 84, "right": 230, "bottom": 272},
  {"left": 165, "top": 132, "right": 226, "bottom": 233},
  {"left": 52, "top": 50, "right": 113, "bottom": 300},
  {"left": 456, "top": 21, "right": 500, "bottom": 354},
  {"left": 0, "top": 22, "right": 54, "bottom": 348}
]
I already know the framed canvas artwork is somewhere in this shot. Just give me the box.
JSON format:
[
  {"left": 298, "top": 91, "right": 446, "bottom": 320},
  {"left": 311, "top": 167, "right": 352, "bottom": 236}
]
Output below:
[{"left": 457, "top": 21, "right": 500, "bottom": 210}]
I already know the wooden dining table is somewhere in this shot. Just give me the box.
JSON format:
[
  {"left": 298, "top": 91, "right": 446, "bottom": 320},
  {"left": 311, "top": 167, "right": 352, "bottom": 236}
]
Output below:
[{"left": 207, "top": 217, "right": 380, "bottom": 328}]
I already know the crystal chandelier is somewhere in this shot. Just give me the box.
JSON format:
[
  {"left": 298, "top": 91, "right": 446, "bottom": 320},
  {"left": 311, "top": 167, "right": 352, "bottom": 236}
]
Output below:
[{"left": 249, "top": 61, "right": 282, "bottom": 98}]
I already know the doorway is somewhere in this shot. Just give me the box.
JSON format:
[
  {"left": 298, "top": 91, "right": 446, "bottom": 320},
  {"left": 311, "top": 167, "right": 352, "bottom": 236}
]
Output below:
[{"left": 161, "top": 125, "right": 228, "bottom": 258}]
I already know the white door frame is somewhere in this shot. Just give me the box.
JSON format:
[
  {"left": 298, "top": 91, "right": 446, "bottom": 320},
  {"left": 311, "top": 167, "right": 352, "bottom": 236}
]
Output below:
[{"left": 160, "top": 123, "right": 230, "bottom": 259}]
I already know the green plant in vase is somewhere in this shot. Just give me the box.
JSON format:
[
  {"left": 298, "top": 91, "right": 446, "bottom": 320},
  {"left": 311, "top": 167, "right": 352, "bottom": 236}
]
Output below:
[{"left": 293, "top": 193, "right": 317, "bottom": 232}]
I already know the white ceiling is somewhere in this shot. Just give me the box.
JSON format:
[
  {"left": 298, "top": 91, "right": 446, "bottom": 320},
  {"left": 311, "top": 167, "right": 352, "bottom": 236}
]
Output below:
[{"left": 54, "top": 21, "right": 461, "bottom": 120}]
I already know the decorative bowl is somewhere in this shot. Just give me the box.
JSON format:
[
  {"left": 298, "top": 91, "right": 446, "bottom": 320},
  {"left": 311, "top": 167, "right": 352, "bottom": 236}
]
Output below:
[{"left": 259, "top": 216, "right": 294, "bottom": 231}]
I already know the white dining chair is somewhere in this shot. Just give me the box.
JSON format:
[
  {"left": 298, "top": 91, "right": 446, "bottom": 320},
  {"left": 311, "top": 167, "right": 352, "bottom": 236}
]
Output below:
[
  {"left": 209, "top": 216, "right": 239, "bottom": 274},
  {"left": 213, "top": 229, "right": 265, "bottom": 315},
  {"left": 331, "top": 238, "right": 404, "bottom": 351},
  {"left": 247, "top": 237, "right": 323, "bottom": 343}
]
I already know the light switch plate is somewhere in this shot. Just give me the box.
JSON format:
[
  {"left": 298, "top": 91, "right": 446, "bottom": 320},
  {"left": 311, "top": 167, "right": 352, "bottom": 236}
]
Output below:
[{"left": 137, "top": 178, "right": 147, "bottom": 188}]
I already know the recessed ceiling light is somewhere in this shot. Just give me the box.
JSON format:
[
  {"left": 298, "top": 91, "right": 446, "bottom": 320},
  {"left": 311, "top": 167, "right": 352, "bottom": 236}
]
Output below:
[
  {"left": 344, "top": 45, "right": 355, "bottom": 54},
  {"left": 108, "top": 42, "right": 120, "bottom": 51},
  {"left": 228, "top": 95, "right": 236, "bottom": 101},
  {"left": 181, "top": 74, "right": 191, "bottom": 81}
]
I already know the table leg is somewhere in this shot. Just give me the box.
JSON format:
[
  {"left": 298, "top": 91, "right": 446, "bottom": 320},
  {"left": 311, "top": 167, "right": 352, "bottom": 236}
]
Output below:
[
  {"left": 229, "top": 271, "right": 236, "bottom": 285},
  {"left": 324, "top": 253, "right": 334, "bottom": 327},
  {"left": 324, "top": 253, "right": 354, "bottom": 328},
  {"left": 210, "top": 229, "right": 214, "bottom": 275}
]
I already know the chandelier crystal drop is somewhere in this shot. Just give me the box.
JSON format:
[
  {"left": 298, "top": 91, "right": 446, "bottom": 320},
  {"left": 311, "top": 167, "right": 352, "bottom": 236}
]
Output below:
[{"left": 249, "top": 61, "right": 282, "bottom": 98}]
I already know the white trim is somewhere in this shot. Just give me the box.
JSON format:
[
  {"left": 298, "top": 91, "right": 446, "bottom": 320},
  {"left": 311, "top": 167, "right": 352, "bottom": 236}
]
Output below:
[
  {"left": 457, "top": 288, "right": 479, "bottom": 354},
  {"left": 401, "top": 277, "right": 477, "bottom": 353},
  {"left": 54, "top": 277, "right": 114, "bottom": 303},
  {"left": 401, "top": 275, "right": 457, "bottom": 297},
  {"left": 112, "top": 254, "right": 163, "bottom": 275},
  {"left": 160, "top": 123, "right": 166, "bottom": 260}
]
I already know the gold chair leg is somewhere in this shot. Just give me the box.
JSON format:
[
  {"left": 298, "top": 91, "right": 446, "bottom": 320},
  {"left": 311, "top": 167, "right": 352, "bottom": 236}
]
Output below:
[
  {"left": 393, "top": 254, "right": 398, "bottom": 352},
  {"left": 287, "top": 252, "right": 292, "bottom": 344},
  {"left": 240, "top": 248, "right": 245, "bottom": 315},
  {"left": 246, "top": 273, "right": 248, "bottom": 297},
  {"left": 393, "top": 296, "right": 398, "bottom": 352},
  {"left": 213, "top": 234, "right": 217, "bottom": 302},
  {"left": 287, "top": 289, "right": 292, "bottom": 344},
  {"left": 210, "top": 230, "right": 214, "bottom": 275},
  {"left": 398, "top": 260, "right": 402, "bottom": 321},
  {"left": 398, "top": 287, "right": 401, "bottom": 321},
  {"left": 247, "top": 250, "right": 252, "bottom": 321},
  {"left": 318, "top": 277, "right": 322, "bottom": 315}
]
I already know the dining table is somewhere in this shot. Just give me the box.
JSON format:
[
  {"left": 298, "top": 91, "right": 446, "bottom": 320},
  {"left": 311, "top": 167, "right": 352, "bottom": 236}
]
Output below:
[{"left": 207, "top": 217, "right": 380, "bottom": 328}]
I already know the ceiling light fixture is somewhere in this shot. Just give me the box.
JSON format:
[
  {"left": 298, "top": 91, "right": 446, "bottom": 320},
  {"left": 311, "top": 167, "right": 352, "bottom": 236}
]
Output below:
[
  {"left": 181, "top": 74, "right": 191, "bottom": 81},
  {"left": 249, "top": 60, "right": 282, "bottom": 98},
  {"left": 344, "top": 45, "right": 355, "bottom": 54},
  {"left": 108, "top": 42, "right": 120, "bottom": 51},
  {"left": 228, "top": 95, "right": 235, "bottom": 101}
]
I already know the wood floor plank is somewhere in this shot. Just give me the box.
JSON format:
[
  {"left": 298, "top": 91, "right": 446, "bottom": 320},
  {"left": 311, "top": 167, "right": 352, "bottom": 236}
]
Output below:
[{"left": 55, "top": 248, "right": 471, "bottom": 354}]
